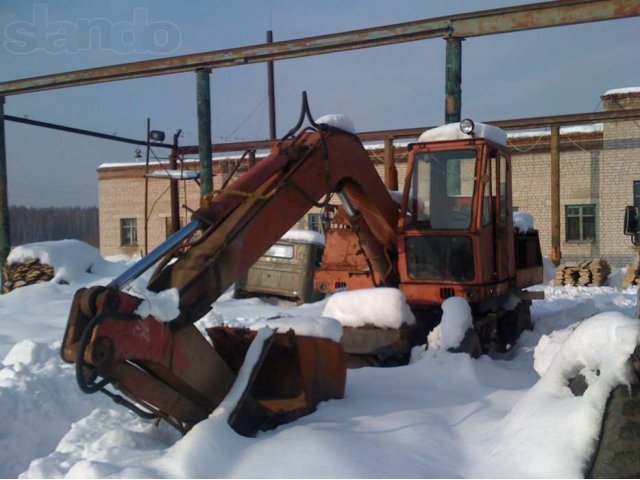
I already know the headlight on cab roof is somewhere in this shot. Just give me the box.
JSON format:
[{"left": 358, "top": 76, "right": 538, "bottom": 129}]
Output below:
[{"left": 460, "top": 118, "right": 475, "bottom": 135}]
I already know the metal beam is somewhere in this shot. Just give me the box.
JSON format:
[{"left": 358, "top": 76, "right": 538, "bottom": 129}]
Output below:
[
  {"left": 176, "top": 108, "right": 640, "bottom": 154},
  {"left": 5, "top": 115, "right": 173, "bottom": 149},
  {"left": 1, "top": 0, "right": 638, "bottom": 96}
]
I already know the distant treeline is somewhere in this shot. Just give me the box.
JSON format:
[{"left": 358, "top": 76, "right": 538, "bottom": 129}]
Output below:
[{"left": 9, "top": 206, "right": 99, "bottom": 247}]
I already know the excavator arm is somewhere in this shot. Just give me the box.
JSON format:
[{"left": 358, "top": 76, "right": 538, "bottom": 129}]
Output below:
[
  {"left": 61, "top": 124, "right": 399, "bottom": 434},
  {"left": 150, "top": 126, "right": 399, "bottom": 327}
]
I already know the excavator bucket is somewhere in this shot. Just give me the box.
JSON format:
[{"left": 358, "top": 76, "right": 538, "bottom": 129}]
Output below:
[
  {"left": 208, "top": 326, "right": 347, "bottom": 436},
  {"left": 61, "top": 286, "right": 346, "bottom": 435}
]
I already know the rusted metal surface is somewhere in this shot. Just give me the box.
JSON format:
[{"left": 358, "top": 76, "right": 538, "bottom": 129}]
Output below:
[
  {"left": 62, "top": 285, "right": 345, "bottom": 434},
  {"left": 383, "top": 137, "right": 398, "bottom": 190},
  {"left": 1, "top": 0, "right": 638, "bottom": 96},
  {"left": 149, "top": 129, "right": 398, "bottom": 328},
  {"left": 314, "top": 207, "right": 377, "bottom": 295},
  {"left": 175, "top": 108, "right": 640, "bottom": 155},
  {"left": 445, "top": 37, "right": 463, "bottom": 124},
  {"left": 208, "top": 327, "right": 346, "bottom": 436},
  {"left": 197, "top": 69, "right": 213, "bottom": 198}
]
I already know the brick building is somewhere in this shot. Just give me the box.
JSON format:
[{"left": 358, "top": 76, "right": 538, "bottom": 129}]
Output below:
[{"left": 97, "top": 88, "right": 640, "bottom": 266}]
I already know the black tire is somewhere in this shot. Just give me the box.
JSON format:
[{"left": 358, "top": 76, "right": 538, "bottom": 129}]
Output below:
[{"left": 587, "top": 381, "right": 640, "bottom": 478}]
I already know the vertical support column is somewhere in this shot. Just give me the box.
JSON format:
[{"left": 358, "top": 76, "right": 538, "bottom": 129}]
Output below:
[
  {"left": 248, "top": 149, "right": 256, "bottom": 168},
  {"left": 197, "top": 68, "right": 213, "bottom": 201},
  {"left": 444, "top": 37, "right": 462, "bottom": 124},
  {"left": 0, "top": 96, "right": 9, "bottom": 287},
  {"left": 267, "top": 30, "right": 277, "bottom": 140},
  {"left": 169, "top": 130, "right": 181, "bottom": 235},
  {"left": 551, "top": 125, "right": 561, "bottom": 266},
  {"left": 143, "top": 118, "right": 150, "bottom": 255},
  {"left": 383, "top": 137, "right": 398, "bottom": 191}
]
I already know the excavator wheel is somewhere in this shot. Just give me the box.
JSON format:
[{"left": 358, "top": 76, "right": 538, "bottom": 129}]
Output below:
[{"left": 587, "top": 379, "right": 640, "bottom": 478}]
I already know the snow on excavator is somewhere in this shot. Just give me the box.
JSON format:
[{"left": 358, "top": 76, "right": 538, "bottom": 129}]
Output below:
[{"left": 60, "top": 96, "right": 543, "bottom": 436}]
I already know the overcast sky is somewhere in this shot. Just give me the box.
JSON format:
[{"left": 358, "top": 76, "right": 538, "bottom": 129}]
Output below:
[{"left": 0, "top": 1, "right": 638, "bottom": 207}]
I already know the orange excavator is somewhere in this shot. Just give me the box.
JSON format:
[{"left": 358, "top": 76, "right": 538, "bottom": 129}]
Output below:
[{"left": 61, "top": 95, "right": 542, "bottom": 435}]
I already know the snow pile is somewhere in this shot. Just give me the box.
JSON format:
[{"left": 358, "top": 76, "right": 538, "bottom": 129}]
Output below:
[
  {"left": 322, "top": 288, "right": 415, "bottom": 328},
  {"left": 0, "top": 341, "right": 113, "bottom": 478},
  {"left": 133, "top": 287, "right": 181, "bottom": 322},
  {"left": 513, "top": 211, "right": 534, "bottom": 233},
  {"left": 281, "top": 229, "right": 325, "bottom": 246},
  {"left": 427, "top": 296, "right": 473, "bottom": 350},
  {"left": 418, "top": 122, "right": 508, "bottom": 147},
  {"left": 483, "top": 312, "right": 640, "bottom": 477},
  {"left": 315, "top": 114, "right": 356, "bottom": 135},
  {"left": 7, "top": 240, "right": 103, "bottom": 284}
]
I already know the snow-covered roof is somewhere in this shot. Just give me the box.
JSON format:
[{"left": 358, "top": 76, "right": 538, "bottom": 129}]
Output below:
[
  {"left": 418, "top": 122, "right": 508, "bottom": 147},
  {"left": 507, "top": 123, "right": 603, "bottom": 140},
  {"left": 602, "top": 86, "right": 640, "bottom": 96},
  {"left": 146, "top": 170, "right": 199, "bottom": 180},
  {"left": 280, "top": 229, "right": 325, "bottom": 246}
]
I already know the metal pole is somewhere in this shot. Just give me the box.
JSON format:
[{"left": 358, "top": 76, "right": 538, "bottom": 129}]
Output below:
[
  {"left": 170, "top": 130, "right": 181, "bottom": 235},
  {"left": 0, "top": 96, "right": 9, "bottom": 288},
  {"left": 267, "top": 31, "right": 277, "bottom": 140},
  {"left": 550, "top": 125, "right": 561, "bottom": 266},
  {"left": 248, "top": 149, "right": 256, "bottom": 168},
  {"left": 144, "top": 118, "right": 150, "bottom": 256},
  {"left": 445, "top": 37, "right": 462, "bottom": 124},
  {"left": 384, "top": 137, "right": 398, "bottom": 190},
  {"left": 197, "top": 69, "right": 213, "bottom": 200}
]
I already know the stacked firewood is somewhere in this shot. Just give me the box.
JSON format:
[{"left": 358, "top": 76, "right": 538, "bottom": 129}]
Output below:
[
  {"left": 2, "top": 259, "right": 54, "bottom": 293},
  {"left": 554, "top": 258, "right": 611, "bottom": 287},
  {"left": 623, "top": 260, "right": 640, "bottom": 288}
]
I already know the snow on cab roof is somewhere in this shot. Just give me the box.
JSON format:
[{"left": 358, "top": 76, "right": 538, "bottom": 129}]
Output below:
[{"left": 418, "top": 121, "right": 508, "bottom": 146}]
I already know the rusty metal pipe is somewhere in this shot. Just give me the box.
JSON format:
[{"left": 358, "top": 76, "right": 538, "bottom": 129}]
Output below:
[{"left": 1, "top": 0, "right": 638, "bottom": 96}]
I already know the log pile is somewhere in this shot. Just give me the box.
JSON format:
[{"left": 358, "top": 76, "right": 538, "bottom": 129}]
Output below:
[
  {"left": 623, "top": 260, "right": 640, "bottom": 288},
  {"left": 554, "top": 258, "right": 611, "bottom": 287},
  {"left": 2, "top": 259, "right": 54, "bottom": 293}
]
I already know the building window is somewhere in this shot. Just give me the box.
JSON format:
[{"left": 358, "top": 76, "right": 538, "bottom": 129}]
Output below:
[
  {"left": 307, "top": 213, "right": 323, "bottom": 233},
  {"left": 634, "top": 181, "right": 640, "bottom": 207},
  {"left": 120, "top": 218, "right": 138, "bottom": 246},
  {"left": 565, "top": 204, "right": 595, "bottom": 241}
]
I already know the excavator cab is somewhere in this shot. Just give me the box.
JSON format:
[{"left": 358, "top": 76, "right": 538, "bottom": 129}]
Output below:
[
  {"left": 398, "top": 120, "right": 518, "bottom": 306},
  {"left": 396, "top": 120, "right": 542, "bottom": 351}
]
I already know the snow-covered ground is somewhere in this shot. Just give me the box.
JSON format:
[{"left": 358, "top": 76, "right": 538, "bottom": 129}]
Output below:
[{"left": 1, "top": 241, "right": 639, "bottom": 478}]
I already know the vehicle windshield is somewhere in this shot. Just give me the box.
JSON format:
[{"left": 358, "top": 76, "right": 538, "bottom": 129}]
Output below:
[{"left": 405, "top": 149, "right": 477, "bottom": 230}]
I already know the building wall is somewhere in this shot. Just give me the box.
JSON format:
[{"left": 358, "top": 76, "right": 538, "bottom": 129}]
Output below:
[
  {"left": 599, "top": 92, "right": 640, "bottom": 265},
  {"left": 97, "top": 91, "right": 640, "bottom": 266}
]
